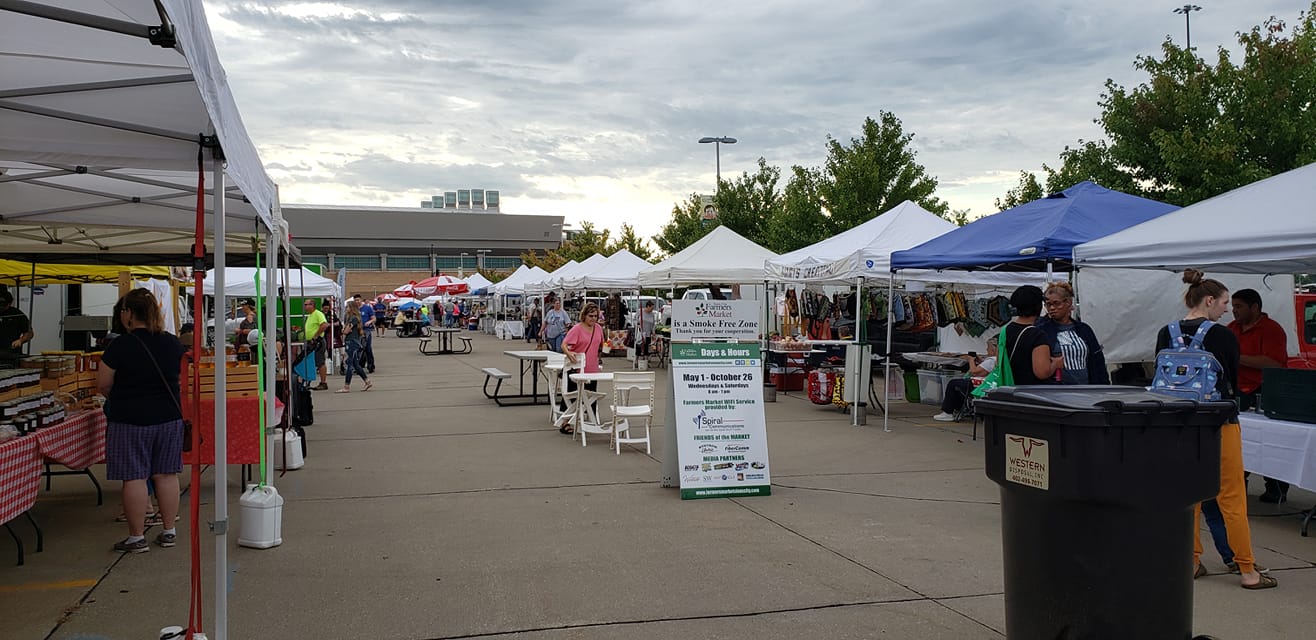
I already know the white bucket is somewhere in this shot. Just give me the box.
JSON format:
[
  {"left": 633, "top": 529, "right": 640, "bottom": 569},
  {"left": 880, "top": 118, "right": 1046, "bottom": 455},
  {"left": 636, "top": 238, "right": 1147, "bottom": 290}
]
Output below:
[
  {"left": 237, "top": 484, "right": 284, "bottom": 549},
  {"left": 272, "top": 428, "right": 305, "bottom": 471}
]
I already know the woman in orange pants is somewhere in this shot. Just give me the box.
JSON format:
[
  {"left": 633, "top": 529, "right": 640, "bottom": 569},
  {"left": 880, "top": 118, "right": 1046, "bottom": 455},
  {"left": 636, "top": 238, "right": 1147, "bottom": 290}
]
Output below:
[{"left": 1156, "top": 269, "right": 1276, "bottom": 589}]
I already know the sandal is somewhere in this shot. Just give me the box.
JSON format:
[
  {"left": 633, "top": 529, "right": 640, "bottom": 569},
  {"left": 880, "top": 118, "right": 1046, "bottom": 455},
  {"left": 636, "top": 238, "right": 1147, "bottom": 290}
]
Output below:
[
  {"left": 335, "top": 388, "right": 351, "bottom": 393},
  {"left": 559, "top": 425, "right": 575, "bottom": 435},
  {"left": 364, "top": 381, "right": 373, "bottom": 391},
  {"left": 1193, "top": 563, "right": 1208, "bottom": 579},
  {"left": 1240, "top": 573, "right": 1279, "bottom": 590},
  {"left": 144, "top": 512, "right": 165, "bottom": 527}
]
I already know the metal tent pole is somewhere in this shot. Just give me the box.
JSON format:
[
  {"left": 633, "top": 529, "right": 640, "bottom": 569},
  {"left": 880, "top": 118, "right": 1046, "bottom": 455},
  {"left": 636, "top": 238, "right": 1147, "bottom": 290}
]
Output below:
[
  {"left": 883, "top": 276, "right": 894, "bottom": 433},
  {"left": 211, "top": 160, "right": 229, "bottom": 640}
]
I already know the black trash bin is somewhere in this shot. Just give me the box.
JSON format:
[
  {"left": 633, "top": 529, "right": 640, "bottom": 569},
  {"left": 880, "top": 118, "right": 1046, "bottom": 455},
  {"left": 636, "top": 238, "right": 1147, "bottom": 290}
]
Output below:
[{"left": 975, "top": 386, "right": 1235, "bottom": 640}]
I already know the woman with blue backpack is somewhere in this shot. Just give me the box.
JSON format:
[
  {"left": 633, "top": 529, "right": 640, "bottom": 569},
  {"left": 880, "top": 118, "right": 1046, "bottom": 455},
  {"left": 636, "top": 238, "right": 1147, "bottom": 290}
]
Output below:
[{"left": 1154, "top": 269, "right": 1275, "bottom": 590}]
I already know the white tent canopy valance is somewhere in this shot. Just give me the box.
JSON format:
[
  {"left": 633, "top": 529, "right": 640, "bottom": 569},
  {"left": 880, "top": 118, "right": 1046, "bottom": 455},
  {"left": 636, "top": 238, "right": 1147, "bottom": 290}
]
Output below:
[
  {"left": 639, "top": 226, "right": 778, "bottom": 288},
  {"left": 1073, "top": 162, "right": 1316, "bottom": 275},
  {"left": 202, "top": 266, "right": 340, "bottom": 298}
]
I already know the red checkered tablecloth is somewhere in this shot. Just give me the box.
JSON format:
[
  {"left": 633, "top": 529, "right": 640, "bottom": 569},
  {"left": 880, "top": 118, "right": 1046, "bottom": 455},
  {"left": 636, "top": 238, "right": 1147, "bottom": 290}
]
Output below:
[
  {"left": 34, "top": 410, "right": 108, "bottom": 470},
  {"left": 0, "top": 436, "right": 41, "bottom": 525}
]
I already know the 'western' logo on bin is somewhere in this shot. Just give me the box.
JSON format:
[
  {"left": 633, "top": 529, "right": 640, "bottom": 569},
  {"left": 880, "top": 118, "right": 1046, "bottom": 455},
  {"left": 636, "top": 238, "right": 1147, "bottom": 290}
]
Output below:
[{"left": 1005, "top": 434, "right": 1049, "bottom": 491}]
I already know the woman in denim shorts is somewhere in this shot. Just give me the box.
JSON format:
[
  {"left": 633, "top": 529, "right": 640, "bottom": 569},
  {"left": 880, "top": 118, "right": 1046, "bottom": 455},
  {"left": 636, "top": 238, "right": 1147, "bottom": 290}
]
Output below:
[{"left": 97, "top": 288, "right": 186, "bottom": 553}]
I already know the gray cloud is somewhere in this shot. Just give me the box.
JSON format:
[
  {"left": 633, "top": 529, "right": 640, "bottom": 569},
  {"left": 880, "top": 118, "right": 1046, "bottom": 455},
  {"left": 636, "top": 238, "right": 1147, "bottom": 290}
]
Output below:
[{"left": 207, "top": 0, "right": 1304, "bottom": 227}]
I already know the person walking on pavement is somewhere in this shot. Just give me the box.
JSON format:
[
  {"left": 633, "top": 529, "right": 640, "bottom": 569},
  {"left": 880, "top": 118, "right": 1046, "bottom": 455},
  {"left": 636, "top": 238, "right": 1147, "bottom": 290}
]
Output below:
[
  {"left": 355, "top": 294, "right": 377, "bottom": 373},
  {"left": 303, "top": 299, "right": 330, "bottom": 390},
  {"left": 337, "top": 300, "right": 373, "bottom": 393},
  {"left": 374, "top": 299, "right": 388, "bottom": 337},
  {"left": 1158, "top": 270, "right": 1276, "bottom": 589},
  {"left": 1228, "top": 288, "right": 1291, "bottom": 503},
  {"left": 543, "top": 295, "right": 570, "bottom": 353}
]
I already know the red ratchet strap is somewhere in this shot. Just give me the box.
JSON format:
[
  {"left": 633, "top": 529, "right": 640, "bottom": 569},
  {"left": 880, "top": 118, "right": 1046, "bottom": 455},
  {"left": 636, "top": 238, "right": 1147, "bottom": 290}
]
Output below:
[{"left": 187, "top": 146, "right": 205, "bottom": 639}]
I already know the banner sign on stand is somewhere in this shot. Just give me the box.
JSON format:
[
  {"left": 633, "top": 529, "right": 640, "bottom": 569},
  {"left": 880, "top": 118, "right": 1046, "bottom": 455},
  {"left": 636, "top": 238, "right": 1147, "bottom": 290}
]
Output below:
[
  {"left": 671, "top": 299, "right": 760, "bottom": 341},
  {"left": 672, "top": 343, "right": 770, "bottom": 499}
]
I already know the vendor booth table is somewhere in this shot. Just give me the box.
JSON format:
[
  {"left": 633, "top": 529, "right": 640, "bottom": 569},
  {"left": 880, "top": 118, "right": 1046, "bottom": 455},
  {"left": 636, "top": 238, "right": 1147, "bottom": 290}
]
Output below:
[{"left": 1241, "top": 412, "right": 1316, "bottom": 535}]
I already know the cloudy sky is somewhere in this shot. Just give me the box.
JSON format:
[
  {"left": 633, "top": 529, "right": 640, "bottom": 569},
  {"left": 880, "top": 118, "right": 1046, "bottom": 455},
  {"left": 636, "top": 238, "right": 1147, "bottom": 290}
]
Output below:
[{"left": 204, "top": 0, "right": 1303, "bottom": 242}]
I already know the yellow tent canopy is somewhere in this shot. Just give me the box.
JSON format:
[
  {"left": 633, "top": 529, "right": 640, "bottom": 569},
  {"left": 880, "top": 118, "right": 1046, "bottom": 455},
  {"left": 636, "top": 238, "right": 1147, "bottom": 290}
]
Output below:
[{"left": 0, "top": 259, "right": 169, "bottom": 285}]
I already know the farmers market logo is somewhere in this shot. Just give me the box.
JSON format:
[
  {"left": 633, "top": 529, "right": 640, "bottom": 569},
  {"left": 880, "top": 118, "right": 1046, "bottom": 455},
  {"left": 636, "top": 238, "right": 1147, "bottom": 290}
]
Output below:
[{"left": 693, "top": 302, "right": 735, "bottom": 318}]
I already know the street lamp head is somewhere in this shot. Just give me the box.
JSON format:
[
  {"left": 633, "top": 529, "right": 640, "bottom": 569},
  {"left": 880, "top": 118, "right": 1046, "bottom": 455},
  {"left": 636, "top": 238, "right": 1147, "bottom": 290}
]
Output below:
[
  {"left": 1173, "top": 4, "right": 1201, "bottom": 15},
  {"left": 698, "top": 136, "right": 737, "bottom": 144}
]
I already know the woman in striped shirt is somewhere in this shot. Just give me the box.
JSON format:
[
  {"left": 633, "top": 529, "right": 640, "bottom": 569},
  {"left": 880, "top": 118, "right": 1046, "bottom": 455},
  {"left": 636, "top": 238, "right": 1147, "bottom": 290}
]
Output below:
[{"left": 1036, "top": 281, "right": 1109, "bottom": 385}]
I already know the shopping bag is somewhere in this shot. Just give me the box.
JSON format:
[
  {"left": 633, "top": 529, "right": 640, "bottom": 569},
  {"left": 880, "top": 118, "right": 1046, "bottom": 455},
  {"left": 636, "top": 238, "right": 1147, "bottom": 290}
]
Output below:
[{"left": 972, "top": 329, "right": 1012, "bottom": 398}]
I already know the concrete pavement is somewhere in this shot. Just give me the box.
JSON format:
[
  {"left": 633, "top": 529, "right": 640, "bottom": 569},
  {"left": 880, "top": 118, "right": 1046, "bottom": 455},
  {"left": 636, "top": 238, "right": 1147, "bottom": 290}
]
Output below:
[{"left": 3, "top": 330, "right": 1315, "bottom": 639}]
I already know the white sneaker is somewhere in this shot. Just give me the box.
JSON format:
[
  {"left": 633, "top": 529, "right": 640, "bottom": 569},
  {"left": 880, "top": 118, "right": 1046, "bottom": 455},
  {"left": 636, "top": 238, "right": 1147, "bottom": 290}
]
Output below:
[{"left": 932, "top": 412, "right": 956, "bottom": 422}]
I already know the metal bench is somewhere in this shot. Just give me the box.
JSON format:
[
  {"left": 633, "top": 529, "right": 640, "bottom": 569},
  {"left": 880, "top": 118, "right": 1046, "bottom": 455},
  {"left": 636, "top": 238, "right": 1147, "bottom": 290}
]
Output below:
[
  {"left": 482, "top": 367, "right": 513, "bottom": 405},
  {"left": 417, "top": 337, "right": 432, "bottom": 353},
  {"left": 457, "top": 336, "right": 474, "bottom": 354}
]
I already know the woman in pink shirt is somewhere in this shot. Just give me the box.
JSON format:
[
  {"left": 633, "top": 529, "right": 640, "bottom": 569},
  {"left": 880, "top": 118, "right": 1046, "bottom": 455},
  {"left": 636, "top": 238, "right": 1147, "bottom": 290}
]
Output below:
[
  {"left": 563, "top": 302, "right": 604, "bottom": 373},
  {"left": 561, "top": 302, "right": 603, "bottom": 434}
]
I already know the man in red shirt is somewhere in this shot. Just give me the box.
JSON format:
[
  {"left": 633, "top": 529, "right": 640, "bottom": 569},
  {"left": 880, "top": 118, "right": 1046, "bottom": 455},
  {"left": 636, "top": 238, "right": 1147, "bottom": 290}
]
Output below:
[{"left": 1229, "top": 288, "right": 1290, "bottom": 502}]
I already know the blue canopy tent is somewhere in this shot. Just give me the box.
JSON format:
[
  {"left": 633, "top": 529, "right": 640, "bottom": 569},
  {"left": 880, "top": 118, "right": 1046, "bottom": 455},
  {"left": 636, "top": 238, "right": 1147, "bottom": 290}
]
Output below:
[
  {"left": 878, "top": 182, "right": 1178, "bottom": 431},
  {"left": 889, "top": 182, "right": 1179, "bottom": 272}
]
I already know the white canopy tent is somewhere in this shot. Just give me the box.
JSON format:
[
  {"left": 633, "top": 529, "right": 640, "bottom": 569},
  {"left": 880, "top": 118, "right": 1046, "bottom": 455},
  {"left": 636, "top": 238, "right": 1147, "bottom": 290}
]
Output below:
[
  {"left": 1071, "top": 163, "right": 1316, "bottom": 364},
  {"left": 1073, "top": 163, "right": 1316, "bottom": 275},
  {"left": 0, "top": 3, "right": 285, "bottom": 638},
  {"left": 486, "top": 264, "right": 529, "bottom": 294},
  {"left": 463, "top": 272, "right": 494, "bottom": 293},
  {"left": 490, "top": 265, "right": 550, "bottom": 295},
  {"left": 639, "top": 226, "right": 779, "bottom": 287},
  {"left": 523, "top": 259, "right": 578, "bottom": 295},
  {"left": 764, "top": 201, "right": 1041, "bottom": 289},
  {"left": 0, "top": 0, "right": 276, "bottom": 234},
  {"left": 561, "top": 250, "right": 653, "bottom": 290},
  {"left": 202, "top": 266, "right": 340, "bottom": 298},
  {"left": 545, "top": 254, "right": 607, "bottom": 290}
]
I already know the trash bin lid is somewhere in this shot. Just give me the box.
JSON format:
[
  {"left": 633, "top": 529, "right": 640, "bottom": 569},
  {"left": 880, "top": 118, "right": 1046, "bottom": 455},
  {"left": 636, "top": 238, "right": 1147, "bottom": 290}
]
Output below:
[{"left": 975, "top": 385, "right": 1236, "bottom": 425}]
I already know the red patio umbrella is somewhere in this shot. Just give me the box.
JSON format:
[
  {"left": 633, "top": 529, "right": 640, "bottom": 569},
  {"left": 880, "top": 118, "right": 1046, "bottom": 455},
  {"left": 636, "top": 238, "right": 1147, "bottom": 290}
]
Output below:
[{"left": 414, "top": 274, "right": 469, "bottom": 296}]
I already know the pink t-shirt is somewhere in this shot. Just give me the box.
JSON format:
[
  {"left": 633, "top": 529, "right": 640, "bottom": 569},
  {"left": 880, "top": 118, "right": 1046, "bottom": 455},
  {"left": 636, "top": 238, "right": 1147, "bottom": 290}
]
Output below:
[{"left": 564, "top": 322, "right": 604, "bottom": 373}]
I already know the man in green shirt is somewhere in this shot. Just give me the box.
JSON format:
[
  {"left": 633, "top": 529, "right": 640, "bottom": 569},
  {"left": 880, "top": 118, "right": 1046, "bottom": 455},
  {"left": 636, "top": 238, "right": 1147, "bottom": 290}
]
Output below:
[{"left": 302, "top": 299, "right": 329, "bottom": 390}]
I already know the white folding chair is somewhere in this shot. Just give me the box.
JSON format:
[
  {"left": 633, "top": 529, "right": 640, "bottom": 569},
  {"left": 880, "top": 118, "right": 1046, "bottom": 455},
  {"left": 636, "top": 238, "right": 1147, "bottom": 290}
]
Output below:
[
  {"left": 544, "top": 358, "right": 577, "bottom": 431},
  {"left": 610, "top": 371, "right": 655, "bottom": 454}
]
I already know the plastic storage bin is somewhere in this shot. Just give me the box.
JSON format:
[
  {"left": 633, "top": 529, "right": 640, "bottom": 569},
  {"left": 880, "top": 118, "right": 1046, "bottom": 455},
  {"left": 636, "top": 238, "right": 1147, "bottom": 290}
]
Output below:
[{"left": 916, "top": 369, "right": 956, "bottom": 405}]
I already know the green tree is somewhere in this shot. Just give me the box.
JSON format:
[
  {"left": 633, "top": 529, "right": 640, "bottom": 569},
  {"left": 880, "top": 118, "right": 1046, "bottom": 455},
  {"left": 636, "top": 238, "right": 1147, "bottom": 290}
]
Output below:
[
  {"left": 1099, "top": 4, "right": 1316, "bottom": 205},
  {"left": 994, "top": 170, "right": 1045, "bottom": 211},
  {"left": 1039, "top": 139, "right": 1143, "bottom": 195},
  {"left": 820, "top": 111, "right": 948, "bottom": 231},
  {"left": 652, "top": 194, "right": 714, "bottom": 257},
  {"left": 763, "top": 165, "right": 829, "bottom": 252},
  {"left": 946, "top": 208, "right": 973, "bottom": 226},
  {"left": 607, "top": 223, "right": 655, "bottom": 261},
  {"left": 713, "top": 158, "right": 782, "bottom": 248}
]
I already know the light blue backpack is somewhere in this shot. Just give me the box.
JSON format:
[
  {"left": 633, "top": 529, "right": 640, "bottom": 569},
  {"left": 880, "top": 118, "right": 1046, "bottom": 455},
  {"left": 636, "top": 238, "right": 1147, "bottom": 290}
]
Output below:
[{"left": 1149, "top": 321, "right": 1222, "bottom": 401}]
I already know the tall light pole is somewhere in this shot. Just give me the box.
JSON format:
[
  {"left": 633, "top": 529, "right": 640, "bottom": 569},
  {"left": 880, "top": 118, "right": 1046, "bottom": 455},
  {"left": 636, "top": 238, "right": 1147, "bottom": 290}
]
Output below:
[
  {"left": 698, "top": 136, "right": 737, "bottom": 193},
  {"left": 476, "top": 249, "right": 490, "bottom": 272},
  {"left": 459, "top": 252, "right": 469, "bottom": 278},
  {"left": 1174, "top": 4, "right": 1202, "bottom": 51}
]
